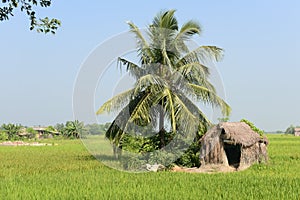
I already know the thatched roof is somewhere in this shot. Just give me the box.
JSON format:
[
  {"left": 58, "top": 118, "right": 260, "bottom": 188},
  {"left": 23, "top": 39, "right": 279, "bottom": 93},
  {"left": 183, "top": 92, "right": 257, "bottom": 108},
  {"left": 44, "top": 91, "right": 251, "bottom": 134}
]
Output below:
[
  {"left": 202, "top": 122, "right": 261, "bottom": 147},
  {"left": 219, "top": 122, "right": 261, "bottom": 146}
]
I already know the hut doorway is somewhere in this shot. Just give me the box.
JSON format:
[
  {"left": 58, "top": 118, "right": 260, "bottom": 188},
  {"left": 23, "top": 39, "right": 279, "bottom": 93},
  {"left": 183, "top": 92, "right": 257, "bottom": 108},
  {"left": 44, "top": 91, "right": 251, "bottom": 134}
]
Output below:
[{"left": 224, "top": 143, "right": 241, "bottom": 168}]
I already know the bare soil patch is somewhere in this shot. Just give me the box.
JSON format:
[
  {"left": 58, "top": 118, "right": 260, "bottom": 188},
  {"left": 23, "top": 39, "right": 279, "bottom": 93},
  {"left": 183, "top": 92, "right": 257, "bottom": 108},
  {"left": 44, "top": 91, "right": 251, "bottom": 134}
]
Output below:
[{"left": 171, "top": 164, "right": 249, "bottom": 173}]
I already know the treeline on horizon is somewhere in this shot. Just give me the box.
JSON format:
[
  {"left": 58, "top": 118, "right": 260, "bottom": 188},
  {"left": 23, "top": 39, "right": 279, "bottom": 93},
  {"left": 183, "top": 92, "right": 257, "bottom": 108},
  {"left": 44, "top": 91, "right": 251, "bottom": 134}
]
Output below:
[{"left": 0, "top": 121, "right": 111, "bottom": 141}]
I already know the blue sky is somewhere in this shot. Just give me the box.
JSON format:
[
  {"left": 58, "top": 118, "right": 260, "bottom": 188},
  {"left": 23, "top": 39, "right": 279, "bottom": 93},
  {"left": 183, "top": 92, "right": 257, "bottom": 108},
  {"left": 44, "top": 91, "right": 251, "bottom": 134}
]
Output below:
[{"left": 0, "top": 0, "right": 299, "bottom": 131}]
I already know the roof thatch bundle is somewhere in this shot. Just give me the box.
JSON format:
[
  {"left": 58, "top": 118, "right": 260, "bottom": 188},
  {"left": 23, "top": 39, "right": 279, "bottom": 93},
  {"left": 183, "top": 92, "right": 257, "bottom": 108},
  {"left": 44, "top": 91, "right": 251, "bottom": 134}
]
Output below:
[{"left": 218, "top": 122, "right": 262, "bottom": 146}]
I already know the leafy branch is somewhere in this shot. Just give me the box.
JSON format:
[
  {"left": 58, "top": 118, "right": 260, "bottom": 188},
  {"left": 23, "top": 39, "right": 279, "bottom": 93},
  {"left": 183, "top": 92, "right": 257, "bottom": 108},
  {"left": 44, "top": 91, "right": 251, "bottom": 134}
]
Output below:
[
  {"left": 240, "top": 119, "right": 265, "bottom": 137},
  {"left": 0, "top": 0, "right": 61, "bottom": 34}
]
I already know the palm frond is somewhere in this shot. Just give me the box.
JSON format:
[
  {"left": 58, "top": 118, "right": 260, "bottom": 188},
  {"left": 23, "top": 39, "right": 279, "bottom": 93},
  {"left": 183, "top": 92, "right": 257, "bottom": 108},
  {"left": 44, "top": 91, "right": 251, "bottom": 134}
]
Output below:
[
  {"left": 152, "top": 9, "right": 178, "bottom": 30},
  {"left": 118, "top": 57, "right": 145, "bottom": 80},
  {"left": 177, "top": 62, "right": 210, "bottom": 78},
  {"left": 127, "top": 91, "right": 153, "bottom": 126},
  {"left": 201, "top": 46, "right": 224, "bottom": 62},
  {"left": 172, "top": 92, "right": 210, "bottom": 136},
  {"left": 105, "top": 90, "right": 152, "bottom": 144},
  {"left": 96, "top": 89, "right": 134, "bottom": 115},
  {"left": 188, "top": 83, "right": 231, "bottom": 116},
  {"left": 149, "top": 10, "right": 179, "bottom": 59},
  {"left": 127, "top": 21, "right": 154, "bottom": 63},
  {"left": 173, "top": 20, "right": 202, "bottom": 53},
  {"left": 177, "top": 20, "right": 202, "bottom": 38},
  {"left": 177, "top": 45, "right": 224, "bottom": 67},
  {"left": 176, "top": 92, "right": 212, "bottom": 134},
  {"left": 133, "top": 74, "right": 167, "bottom": 97}
]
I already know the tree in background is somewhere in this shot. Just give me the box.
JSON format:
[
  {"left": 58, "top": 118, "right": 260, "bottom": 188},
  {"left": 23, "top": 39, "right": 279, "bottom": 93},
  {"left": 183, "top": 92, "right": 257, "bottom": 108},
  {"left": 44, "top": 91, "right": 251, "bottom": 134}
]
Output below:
[
  {"left": 97, "top": 10, "right": 230, "bottom": 153},
  {"left": 64, "top": 120, "right": 85, "bottom": 139},
  {"left": 85, "top": 123, "right": 104, "bottom": 135},
  {"left": 285, "top": 125, "right": 295, "bottom": 135},
  {"left": 1, "top": 123, "right": 22, "bottom": 140},
  {"left": 0, "top": 0, "right": 60, "bottom": 33},
  {"left": 54, "top": 123, "right": 65, "bottom": 135},
  {"left": 0, "top": 130, "right": 8, "bottom": 140},
  {"left": 25, "top": 127, "right": 38, "bottom": 139}
]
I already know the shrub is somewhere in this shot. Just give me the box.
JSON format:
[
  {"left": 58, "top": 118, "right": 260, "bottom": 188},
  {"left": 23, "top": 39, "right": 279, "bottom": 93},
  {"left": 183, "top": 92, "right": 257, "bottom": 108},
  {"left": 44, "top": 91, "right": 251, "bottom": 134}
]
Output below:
[
  {"left": 118, "top": 130, "right": 204, "bottom": 170},
  {"left": 175, "top": 141, "right": 201, "bottom": 168},
  {"left": 0, "top": 132, "right": 8, "bottom": 141},
  {"left": 240, "top": 119, "right": 265, "bottom": 137}
]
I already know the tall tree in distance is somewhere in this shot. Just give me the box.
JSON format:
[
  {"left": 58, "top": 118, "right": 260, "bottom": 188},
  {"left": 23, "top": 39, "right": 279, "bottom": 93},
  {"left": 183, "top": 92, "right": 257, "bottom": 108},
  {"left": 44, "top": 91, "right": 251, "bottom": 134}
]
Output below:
[
  {"left": 97, "top": 10, "right": 230, "bottom": 151},
  {"left": 0, "top": 0, "right": 60, "bottom": 34},
  {"left": 65, "top": 120, "right": 85, "bottom": 139}
]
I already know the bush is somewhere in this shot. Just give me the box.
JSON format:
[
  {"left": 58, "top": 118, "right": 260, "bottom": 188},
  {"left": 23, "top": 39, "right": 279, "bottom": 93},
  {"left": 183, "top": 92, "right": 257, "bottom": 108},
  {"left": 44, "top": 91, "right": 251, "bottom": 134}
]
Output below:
[
  {"left": 240, "top": 119, "right": 265, "bottom": 137},
  {"left": 118, "top": 131, "right": 203, "bottom": 170},
  {"left": 0, "top": 132, "right": 8, "bottom": 141},
  {"left": 175, "top": 141, "right": 201, "bottom": 168}
]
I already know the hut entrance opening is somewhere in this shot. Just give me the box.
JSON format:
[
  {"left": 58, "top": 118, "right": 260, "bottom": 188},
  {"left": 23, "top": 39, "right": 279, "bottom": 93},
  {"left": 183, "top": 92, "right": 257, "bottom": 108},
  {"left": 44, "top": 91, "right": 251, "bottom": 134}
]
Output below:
[{"left": 224, "top": 143, "right": 241, "bottom": 168}]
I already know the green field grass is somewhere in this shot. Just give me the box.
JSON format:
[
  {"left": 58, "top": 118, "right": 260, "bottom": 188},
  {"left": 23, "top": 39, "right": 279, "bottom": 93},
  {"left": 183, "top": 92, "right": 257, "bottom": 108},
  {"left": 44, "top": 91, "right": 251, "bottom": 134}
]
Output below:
[{"left": 0, "top": 134, "right": 300, "bottom": 199}]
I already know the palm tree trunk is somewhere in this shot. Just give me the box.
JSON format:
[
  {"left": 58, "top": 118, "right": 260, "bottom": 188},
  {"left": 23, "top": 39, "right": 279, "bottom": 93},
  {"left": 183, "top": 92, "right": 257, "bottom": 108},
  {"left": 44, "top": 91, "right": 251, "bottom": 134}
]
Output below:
[
  {"left": 159, "top": 105, "right": 165, "bottom": 148},
  {"left": 158, "top": 64, "right": 165, "bottom": 148}
]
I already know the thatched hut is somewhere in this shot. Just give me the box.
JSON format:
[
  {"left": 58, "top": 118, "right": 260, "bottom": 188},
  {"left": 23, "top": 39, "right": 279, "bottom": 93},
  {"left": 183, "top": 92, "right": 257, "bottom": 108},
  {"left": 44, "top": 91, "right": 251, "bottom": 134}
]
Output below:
[{"left": 200, "top": 122, "right": 268, "bottom": 170}]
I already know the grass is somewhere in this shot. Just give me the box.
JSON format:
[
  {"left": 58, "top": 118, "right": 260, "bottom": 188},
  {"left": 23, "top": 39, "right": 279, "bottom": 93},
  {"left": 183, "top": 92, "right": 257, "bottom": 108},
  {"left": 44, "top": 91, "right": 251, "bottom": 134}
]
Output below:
[{"left": 0, "top": 134, "right": 300, "bottom": 199}]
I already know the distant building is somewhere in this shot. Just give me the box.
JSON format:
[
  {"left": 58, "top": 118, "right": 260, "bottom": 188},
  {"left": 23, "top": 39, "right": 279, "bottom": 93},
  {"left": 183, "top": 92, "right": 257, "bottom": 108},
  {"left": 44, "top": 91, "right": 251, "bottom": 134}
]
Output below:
[
  {"left": 33, "top": 127, "right": 48, "bottom": 135},
  {"left": 294, "top": 128, "right": 300, "bottom": 136},
  {"left": 33, "top": 127, "right": 60, "bottom": 138}
]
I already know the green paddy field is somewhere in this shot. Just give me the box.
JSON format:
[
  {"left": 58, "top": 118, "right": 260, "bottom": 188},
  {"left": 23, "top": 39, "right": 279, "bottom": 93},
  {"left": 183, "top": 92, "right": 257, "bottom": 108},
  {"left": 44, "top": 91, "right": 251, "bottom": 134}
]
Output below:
[{"left": 0, "top": 134, "right": 299, "bottom": 199}]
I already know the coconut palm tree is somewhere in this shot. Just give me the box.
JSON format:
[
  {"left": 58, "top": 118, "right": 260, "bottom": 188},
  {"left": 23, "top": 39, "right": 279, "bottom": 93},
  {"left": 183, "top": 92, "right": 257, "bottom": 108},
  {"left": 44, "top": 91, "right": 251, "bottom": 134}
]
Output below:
[
  {"left": 97, "top": 10, "right": 231, "bottom": 150},
  {"left": 64, "top": 120, "right": 85, "bottom": 139}
]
